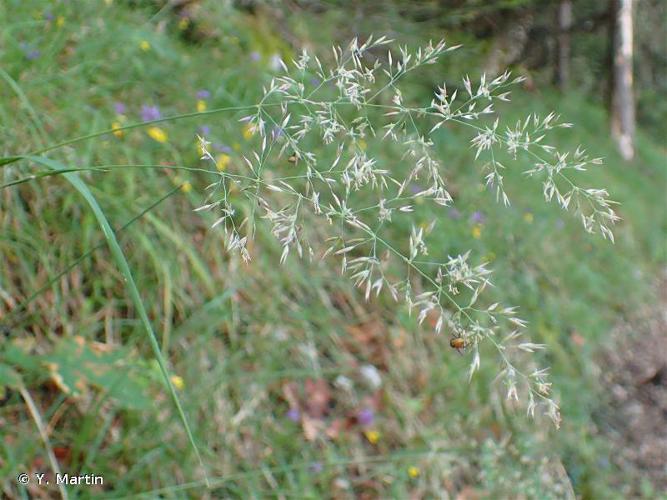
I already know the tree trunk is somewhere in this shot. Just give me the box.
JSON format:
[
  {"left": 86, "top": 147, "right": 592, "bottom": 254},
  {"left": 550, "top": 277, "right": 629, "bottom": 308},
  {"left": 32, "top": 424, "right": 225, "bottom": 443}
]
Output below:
[
  {"left": 555, "top": 0, "right": 573, "bottom": 90},
  {"left": 610, "top": 0, "right": 635, "bottom": 160},
  {"left": 483, "top": 11, "right": 534, "bottom": 78}
]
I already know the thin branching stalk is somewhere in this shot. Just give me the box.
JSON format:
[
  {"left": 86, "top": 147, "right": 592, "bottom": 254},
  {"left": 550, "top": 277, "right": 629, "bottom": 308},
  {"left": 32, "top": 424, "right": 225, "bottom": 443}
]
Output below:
[{"left": 193, "top": 36, "right": 618, "bottom": 427}]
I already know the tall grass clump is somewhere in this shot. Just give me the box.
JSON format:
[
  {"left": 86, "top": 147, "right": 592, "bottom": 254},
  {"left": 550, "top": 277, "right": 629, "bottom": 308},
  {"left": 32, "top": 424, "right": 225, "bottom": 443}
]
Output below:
[{"left": 193, "top": 36, "right": 618, "bottom": 428}]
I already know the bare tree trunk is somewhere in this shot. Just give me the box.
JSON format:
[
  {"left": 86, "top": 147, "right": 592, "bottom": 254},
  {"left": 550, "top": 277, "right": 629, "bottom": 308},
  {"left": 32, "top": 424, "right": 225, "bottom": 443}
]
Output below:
[
  {"left": 555, "top": 0, "right": 573, "bottom": 90},
  {"left": 610, "top": 0, "right": 635, "bottom": 160},
  {"left": 483, "top": 11, "right": 534, "bottom": 78}
]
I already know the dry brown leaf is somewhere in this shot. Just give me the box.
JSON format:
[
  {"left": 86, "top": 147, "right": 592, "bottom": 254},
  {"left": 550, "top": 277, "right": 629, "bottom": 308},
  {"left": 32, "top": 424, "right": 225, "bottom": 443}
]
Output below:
[
  {"left": 325, "top": 418, "right": 345, "bottom": 439},
  {"left": 282, "top": 381, "right": 301, "bottom": 409},
  {"left": 305, "top": 378, "right": 331, "bottom": 418},
  {"left": 302, "top": 415, "right": 325, "bottom": 441}
]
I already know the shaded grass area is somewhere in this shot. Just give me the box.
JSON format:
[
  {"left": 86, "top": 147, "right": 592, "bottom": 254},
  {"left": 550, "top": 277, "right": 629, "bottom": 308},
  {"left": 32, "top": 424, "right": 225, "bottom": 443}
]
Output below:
[{"left": 1, "top": 0, "right": 665, "bottom": 498}]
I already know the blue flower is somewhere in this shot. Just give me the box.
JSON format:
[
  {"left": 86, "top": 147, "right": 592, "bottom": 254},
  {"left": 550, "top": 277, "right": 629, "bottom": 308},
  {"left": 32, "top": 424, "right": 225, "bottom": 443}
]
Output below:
[
  {"left": 357, "top": 408, "right": 375, "bottom": 426},
  {"left": 20, "top": 43, "right": 40, "bottom": 61},
  {"left": 271, "top": 126, "right": 284, "bottom": 139},
  {"left": 448, "top": 207, "right": 461, "bottom": 220},
  {"left": 286, "top": 407, "right": 300, "bottom": 422},
  {"left": 470, "top": 211, "right": 485, "bottom": 224},
  {"left": 141, "top": 104, "right": 161, "bottom": 122},
  {"left": 113, "top": 102, "right": 126, "bottom": 115},
  {"left": 309, "top": 462, "right": 323, "bottom": 473}
]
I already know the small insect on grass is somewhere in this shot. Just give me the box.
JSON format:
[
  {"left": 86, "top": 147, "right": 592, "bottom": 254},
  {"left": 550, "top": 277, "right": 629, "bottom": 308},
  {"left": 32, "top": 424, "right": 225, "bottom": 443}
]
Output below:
[
  {"left": 287, "top": 152, "right": 299, "bottom": 164},
  {"left": 450, "top": 336, "right": 467, "bottom": 354}
]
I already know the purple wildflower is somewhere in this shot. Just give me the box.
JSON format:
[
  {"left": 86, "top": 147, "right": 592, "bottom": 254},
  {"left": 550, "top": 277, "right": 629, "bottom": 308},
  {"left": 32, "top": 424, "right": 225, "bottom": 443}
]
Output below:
[
  {"left": 20, "top": 43, "right": 40, "bottom": 60},
  {"left": 357, "top": 408, "right": 375, "bottom": 427},
  {"left": 196, "top": 89, "right": 210, "bottom": 99},
  {"left": 470, "top": 211, "right": 485, "bottom": 224},
  {"left": 141, "top": 105, "right": 161, "bottom": 122},
  {"left": 310, "top": 78, "right": 321, "bottom": 86},
  {"left": 286, "top": 407, "right": 300, "bottom": 422},
  {"left": 213, "top": 143, "right": 232, "bottom": 154},
  {"left": 250, "top": 51, "right": 261, "bottom": 62},
  {"left": 271, "top": 126, "right": 284, "bottom": 139},
  {"left": 44, "top": 11, "right": 54, "bottom": 21},
  {"left": 309, "top": 462, "right": 323, "bottom": 474},
  {"left": 113, "top": 102, "right": 126, "bottom": 115},
  {"left": 198, "top": 125, "right": 211, "bottom": 136},
  {"left": 448, "top": 207, "right": 461, "bottom": 220}
]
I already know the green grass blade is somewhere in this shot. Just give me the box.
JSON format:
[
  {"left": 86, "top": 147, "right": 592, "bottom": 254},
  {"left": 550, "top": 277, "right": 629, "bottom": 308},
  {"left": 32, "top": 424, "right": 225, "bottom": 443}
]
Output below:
[
  {"left": 119, "top": 447, "right": 467, "bottom": 499},
  {"left": 0, "top": 106, "right": 255, "bottom": 168},
  {"left": 0, "top": 68, "right": 48, "bottom": 148},
  {"left": 0, "top": 156, "right": 22, "bottom": 166},
  {"left": 2, "top": 184, "right": 182, "bottom": 329},
  {"left": 33, "top": 105, "right": 260, "bottom": 157},
  {"left": 24, "top": 155, "right": 208, "bottom": 484}
]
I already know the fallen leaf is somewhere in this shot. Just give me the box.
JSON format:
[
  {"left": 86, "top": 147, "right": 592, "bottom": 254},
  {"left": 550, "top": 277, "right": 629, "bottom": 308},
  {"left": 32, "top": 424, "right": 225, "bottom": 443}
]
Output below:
[
  {"left": 326, "top": 418, "right": 345, "bottom": 439},
  {"left": 305, "top": 378, "right": 331, "bottom": 418},
  {"left": 282, "top": 382, "right": 301, "bottom": 409},
  {"left": 302, "top": 415, "right": 325, "bottom": 441}
]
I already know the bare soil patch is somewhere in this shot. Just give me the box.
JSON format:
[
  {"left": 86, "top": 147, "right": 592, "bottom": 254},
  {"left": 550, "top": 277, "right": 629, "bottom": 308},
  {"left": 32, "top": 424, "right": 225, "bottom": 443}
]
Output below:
[{"left": 600, "top": 274, "right": 667, "bottom": 492}]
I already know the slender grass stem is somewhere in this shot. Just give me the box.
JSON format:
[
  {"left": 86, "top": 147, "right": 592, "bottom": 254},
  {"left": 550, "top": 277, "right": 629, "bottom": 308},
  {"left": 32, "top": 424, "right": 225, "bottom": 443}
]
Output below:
[
  {"left": 24, "top": 155, "right": 209, "bottom": 486},
  {"left": 19, "top": 384, "right": 69, "bottom": 500}
]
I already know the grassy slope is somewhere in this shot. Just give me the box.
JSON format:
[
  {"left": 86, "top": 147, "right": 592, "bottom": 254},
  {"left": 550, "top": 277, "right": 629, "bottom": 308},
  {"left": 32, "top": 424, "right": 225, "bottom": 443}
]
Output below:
[{"left": 1, "top": 1, "right": 665, "bottom": 498}]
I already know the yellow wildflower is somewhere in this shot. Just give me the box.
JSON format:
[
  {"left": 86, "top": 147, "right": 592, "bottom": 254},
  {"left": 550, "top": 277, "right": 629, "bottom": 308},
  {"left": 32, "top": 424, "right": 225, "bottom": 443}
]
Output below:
[
  {"left": 358, "top": 139, "right": 367, "bottom": 150},
  {"left": 408, "top": 466, "right": 420, "bottom": 478},
  {"left": 170, "top": 375, "right": 185, "bottom": 390},
  {"left": 178, "top": 18, "right": 190, "bottom": 30},
  {"left": 111, "top": 122, "right": 124, "bottom": 139},
  {"left": 233, "top": 142, "right": 241, "bottom": 151},
  {"left": 216, "top": 154, "right": 231, "bottom": 171},
  {"left": 139, "top": 40, "right": 151, "bottom": 52},
  {"left": 181, "top": 182, "right": 192, "bottom": 193},
  {"left": 196, "top": 100, "right": 207, "bottom": 113},
  {"left": 147, "top": 127, "right": 168, "bottom": 143},
  {"left": 104, "top": 0, "right": 113, "bottom": 5},
  {"left": 364, "top": 430, "right": 380, "bottom": 444},
  {"left": 242, "top": 123, "right": 255, "bottom": 140},
  {"left": 472, "top": 224, "right": 482, "bottom": 239},
  {"left": 523, "top": 212, "right": 534, "bottom": 224},
  {"left": 56, "top": 16, "right": 65, "bottom": 27}
]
